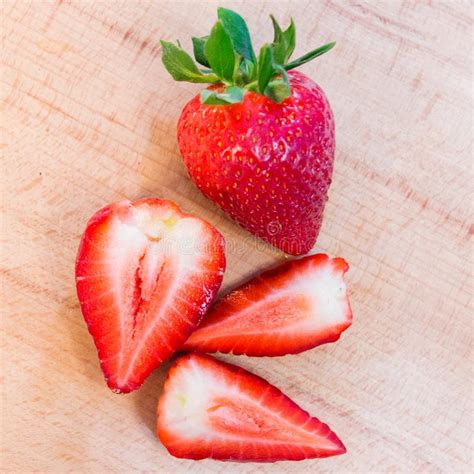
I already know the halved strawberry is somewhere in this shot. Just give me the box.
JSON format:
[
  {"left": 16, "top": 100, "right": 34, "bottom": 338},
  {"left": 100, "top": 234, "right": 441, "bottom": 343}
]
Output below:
[
  {"left": 75, "top": 198, "right": 225, "bottom": 393},
  {"left": 157, "top": 353, "right": 346, "bottom": 462},
  {"left": 182, "top": 254, "right": 352, "bottom": 356}
]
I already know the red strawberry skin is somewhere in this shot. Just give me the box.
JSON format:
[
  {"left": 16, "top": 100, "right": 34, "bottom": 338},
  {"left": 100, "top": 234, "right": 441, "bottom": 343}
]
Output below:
[
  {"left": 177, "top": 71, "right": 335, "bottom": 256},
  {"left": 157, "top": 353, "right": 346, "bottom": 462},
  {"left": 75, "top": 198, "right": 225, "bottom": 393},
  {"left": 182, "top": 254, "right": 352, "bottom": 356}
]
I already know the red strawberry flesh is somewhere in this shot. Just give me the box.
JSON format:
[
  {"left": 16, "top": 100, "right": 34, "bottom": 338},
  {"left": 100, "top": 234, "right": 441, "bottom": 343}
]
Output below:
[
  {"left": 75, "top": 198, "right": 225, "bottom": 393},
  {"left": 182, "top": 254, "right": 352, "bottom": 356},
  {"left": 157, "top": 353, "right": 346, "bottom": 462},
  {"left": 177, "top": 71, "right": 335, "bottom": 255}
]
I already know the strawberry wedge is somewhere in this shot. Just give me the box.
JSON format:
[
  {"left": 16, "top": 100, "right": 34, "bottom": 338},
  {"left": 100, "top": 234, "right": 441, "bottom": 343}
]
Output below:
[
  {"left": 157, "top": 353, "right": 346, "bottom": 462},
  {"left": 182, "top": 254, "right": 352, "bottom": 356},
  {"left": 75, "top": 198, "right": 225, "bottom": 393}
]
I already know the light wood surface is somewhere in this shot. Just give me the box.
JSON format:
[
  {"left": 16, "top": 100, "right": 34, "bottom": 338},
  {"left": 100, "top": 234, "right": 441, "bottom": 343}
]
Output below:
[{"left": 1, "top": 1, "right": 472, "bottom": 472}]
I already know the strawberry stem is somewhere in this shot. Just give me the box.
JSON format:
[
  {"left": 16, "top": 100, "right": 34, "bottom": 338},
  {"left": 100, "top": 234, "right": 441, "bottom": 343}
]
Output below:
[
  {"left": 161, "top": 8, "right": 335, "bottom": 105},
  {"left": 244, "top": 80, "right": 258, "bottom": 91}
]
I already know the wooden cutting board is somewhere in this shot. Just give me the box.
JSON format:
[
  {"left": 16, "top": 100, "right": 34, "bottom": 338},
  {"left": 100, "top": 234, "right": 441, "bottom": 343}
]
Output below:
[{"left": 2, "top": 1, "right": 472, "bottom": 472}]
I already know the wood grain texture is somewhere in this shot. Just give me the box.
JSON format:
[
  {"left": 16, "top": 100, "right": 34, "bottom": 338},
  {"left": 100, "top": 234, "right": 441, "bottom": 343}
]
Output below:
[{"left": 1, "top": 0, "right": 472, "bottom": 472}]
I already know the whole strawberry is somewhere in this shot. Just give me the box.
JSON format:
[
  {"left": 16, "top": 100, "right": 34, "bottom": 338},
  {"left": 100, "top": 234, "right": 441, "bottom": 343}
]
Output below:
[{"left": 161, "top": 8, "right": 336, "bottom": 255}]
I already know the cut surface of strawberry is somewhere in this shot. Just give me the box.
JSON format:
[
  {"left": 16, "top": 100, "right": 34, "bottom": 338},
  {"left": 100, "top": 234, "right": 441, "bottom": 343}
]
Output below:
[
  {"left": 182, "top": 254, "right": 352, "bottom": 356},
  {"left": 157, "top": 353, "right": 346, "bottom": 462},
  {"left": 75, "top": 198, "right": 225, "bottom": 393}
]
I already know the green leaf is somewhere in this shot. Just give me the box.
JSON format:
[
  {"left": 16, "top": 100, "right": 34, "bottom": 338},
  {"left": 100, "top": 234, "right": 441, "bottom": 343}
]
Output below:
[
  {"left": 264, "top": 65, "right": 291, "bottom": 102},
  {"left": 192, "top": 36, "right": 210, "bottom": 67},
  {"left": 257, "top": 44, "right": 275, "bottom": 94},
  {"left": 272, "top": 40, "right": 286, "bottom": 65},
  {"left": 284, "top": 41, "right": 336, "bottom": 70},
  {"left": 270, "top": 15, "right": 283, "bottom": 43},
  {"left": 218, "top": 7, "right": 255, "bottom": 61},
  {"left": 201, "top": 86, "right": 244, "bottom": 105},
  {"left": 281, "top": 18, "right": 296, "bottom": 61},
  {"left": 271, "top": 16, "right": 296, "bottom": 64},
  {"left": 235, "top": 58, "right": 255, "bottom": 85},
  {"left": 205, "top": 21, "right": 236, "bottom": 82},
  {"left": 265, "top": 79, "right": 291, "bottom": 102},
  {"left": 160, "top": 40, "right": 219, "bottom": 83},
  {"left": 272, "top": 42, "right": 286, "bottom": 65}
]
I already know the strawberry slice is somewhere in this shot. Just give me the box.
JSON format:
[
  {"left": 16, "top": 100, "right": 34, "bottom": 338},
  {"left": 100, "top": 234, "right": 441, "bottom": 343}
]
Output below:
[
  {"left": 157, "top": 353, "right": 346, "bottom": 462},
  {"left": 75, "top": 198, "right": 225, "bottom": 393},
  {"left": 182, "top": 254, "right": 352, "bottom": 356}
]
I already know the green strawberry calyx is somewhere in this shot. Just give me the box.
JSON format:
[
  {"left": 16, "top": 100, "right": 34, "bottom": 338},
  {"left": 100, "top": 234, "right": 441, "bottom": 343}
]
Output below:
[{"left": 160, "top": 8, "right": 335, "bottom": 105}]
